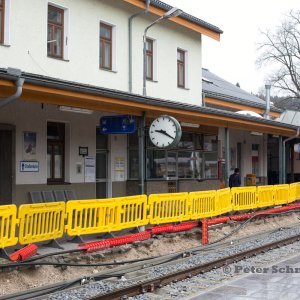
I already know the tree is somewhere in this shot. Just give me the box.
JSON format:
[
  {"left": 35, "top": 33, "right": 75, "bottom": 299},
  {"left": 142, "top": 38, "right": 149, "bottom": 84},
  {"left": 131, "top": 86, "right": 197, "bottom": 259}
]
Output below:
[{"left": 256, "top": 10, "right": 300, "bottom": 98}]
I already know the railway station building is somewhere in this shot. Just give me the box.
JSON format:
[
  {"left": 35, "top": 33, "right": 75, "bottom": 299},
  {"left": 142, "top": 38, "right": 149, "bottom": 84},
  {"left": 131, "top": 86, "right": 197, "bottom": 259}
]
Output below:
[{"left": 0, "top": 0, "right": 298, "bottom": 205}]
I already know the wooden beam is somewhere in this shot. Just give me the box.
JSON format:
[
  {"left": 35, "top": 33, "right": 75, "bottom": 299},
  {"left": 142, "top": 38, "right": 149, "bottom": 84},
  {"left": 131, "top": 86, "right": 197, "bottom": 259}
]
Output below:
[{"left": 205, "top": 97, "right": 281, "bottom": 118}]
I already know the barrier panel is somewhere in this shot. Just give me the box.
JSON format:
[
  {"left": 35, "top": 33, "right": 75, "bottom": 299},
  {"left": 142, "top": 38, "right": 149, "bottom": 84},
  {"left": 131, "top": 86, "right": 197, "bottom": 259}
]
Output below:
[
  {"left": 273, "top": 184, "right": 290, "bottom": 205},
  {"left": 217, "top": 188, "right": 232, "bottom": 215},
  {"left": 289, "top": 182, "right": 300, "bottom": 203},
  {"left": 148, "top": 193, "right": 190, "bottom": 224},
  {"left": 65, "top": 199, "right": 119, "bottom": 236},
  {"left": 118, "top": 195, "right": 148, "bottom": 229},
  {"left": 189, "top": 190, "right": 219, "bottom": 219},
  {"left": 18, "top": 202, "right": 65, "bottom": 245},
  {"left": 0, "top": 205, "right": 18, "bottom": 248},
  {"left": 231, "top": 186, "right": 257, "bottom": 211},
  {"left": 257, "top": 185, "right": 274, "bottom": 208}
]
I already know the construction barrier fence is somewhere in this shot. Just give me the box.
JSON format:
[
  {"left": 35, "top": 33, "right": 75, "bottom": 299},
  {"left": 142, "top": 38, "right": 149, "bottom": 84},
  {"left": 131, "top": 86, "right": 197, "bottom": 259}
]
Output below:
[
  {"left": 18, "top": 202, "right": 65, "bottom": 245},
  {"left": 1, "top": 182, "right": 300, "bottom": 248}
]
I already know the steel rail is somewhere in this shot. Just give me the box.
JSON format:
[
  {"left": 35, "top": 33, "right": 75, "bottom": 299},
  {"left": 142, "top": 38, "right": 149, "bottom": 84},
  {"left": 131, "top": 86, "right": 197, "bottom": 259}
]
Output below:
[{"left": 89, "top": 233, "right": 300, "bottom": 300}]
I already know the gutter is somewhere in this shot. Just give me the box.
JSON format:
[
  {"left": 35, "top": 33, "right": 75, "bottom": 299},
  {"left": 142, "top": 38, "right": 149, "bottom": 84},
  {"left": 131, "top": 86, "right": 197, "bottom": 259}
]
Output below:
[
  {"left": 282, "top": 127, "right": 300, "bottom": 183},
  {"left": 0, "top": 68, "right": 24, "bottom": 109},
  {"left": 129, "top": 0, "right": 150, "bottom": 93}
]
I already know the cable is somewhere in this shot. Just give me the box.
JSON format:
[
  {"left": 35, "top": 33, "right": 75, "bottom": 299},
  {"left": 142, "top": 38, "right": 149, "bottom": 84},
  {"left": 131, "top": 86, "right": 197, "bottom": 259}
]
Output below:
[{"left": 198, "top": 209, "right": 300, "bottom": 248}]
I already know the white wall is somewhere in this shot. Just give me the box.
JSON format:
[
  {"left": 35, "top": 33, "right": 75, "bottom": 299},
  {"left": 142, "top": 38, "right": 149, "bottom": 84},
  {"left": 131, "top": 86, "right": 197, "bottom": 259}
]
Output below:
[
  {"left": 0, "top": 0, "right": 203, "bottom": 106},
  {"left": 0, "top": 100, "right": 101, "bottom": 184}
]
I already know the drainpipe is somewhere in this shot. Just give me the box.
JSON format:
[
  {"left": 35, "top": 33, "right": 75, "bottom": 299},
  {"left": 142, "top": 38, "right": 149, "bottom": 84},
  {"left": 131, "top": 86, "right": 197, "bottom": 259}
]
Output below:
[
  {"left": 283, "top": 128, "right": 300, "bottom": 184},
  {"left": 202, "top": 92, "right": 206, "bottom": 107},
  {"left": 129, "top": 0, "right": 151, "bottom": 93},
  {"left": 0, "top": 76, "right": 25, "bottom": 109}
]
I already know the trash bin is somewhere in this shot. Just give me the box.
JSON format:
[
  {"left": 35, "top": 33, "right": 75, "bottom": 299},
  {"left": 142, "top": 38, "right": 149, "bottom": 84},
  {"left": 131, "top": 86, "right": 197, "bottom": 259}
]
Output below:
[{"left": 246, "top": 174, "right": 256, "bottom": 186}]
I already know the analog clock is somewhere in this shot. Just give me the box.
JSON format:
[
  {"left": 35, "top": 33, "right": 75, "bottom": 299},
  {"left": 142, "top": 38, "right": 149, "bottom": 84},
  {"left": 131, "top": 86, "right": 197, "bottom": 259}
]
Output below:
[{"left": 149, "top": 115, "right": 182, "bottom": 148}]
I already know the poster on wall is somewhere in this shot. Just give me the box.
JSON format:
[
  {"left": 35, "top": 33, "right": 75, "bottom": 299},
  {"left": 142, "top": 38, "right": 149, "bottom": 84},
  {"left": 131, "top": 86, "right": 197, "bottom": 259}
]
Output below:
[
  {"left": 84, "top": 156, "right": 96, "bottom": 182},
  {"left": 114, "top": 157, "right": 125, "bottom": 181},
  {"left": 23, "top": 132, "right": 36, "bottom": 156}
]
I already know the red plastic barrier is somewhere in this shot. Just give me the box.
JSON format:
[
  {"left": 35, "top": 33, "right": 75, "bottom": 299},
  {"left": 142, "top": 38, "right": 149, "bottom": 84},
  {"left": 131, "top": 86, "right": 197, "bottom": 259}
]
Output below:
[{"left": 9, "top": 244, "right": 38, "bottom": 262}]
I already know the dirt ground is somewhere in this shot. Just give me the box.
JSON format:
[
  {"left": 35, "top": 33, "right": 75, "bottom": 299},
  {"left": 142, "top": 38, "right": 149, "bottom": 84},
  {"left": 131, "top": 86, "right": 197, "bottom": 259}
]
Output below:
[{"left": 1, "top": 212, "right": 300, "bottom": 296}]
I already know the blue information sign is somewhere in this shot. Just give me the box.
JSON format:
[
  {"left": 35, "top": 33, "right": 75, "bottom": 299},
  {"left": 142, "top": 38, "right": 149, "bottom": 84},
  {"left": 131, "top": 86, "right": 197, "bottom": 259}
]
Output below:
[{"left": 99, "top": 115, "right": 136, "bottom": 134}]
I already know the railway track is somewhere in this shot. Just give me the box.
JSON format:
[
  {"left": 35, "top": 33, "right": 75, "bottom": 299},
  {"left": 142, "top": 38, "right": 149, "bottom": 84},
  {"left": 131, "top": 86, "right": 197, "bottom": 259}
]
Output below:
[{"left": 4, "top": 223, "right": 300, "bottom": 300}]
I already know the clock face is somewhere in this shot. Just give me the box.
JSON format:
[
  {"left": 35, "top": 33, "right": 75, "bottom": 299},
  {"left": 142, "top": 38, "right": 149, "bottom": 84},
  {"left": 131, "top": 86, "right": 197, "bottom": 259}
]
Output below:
[{"left": 149, "top": 115, "right": 182, "bottom": 148}]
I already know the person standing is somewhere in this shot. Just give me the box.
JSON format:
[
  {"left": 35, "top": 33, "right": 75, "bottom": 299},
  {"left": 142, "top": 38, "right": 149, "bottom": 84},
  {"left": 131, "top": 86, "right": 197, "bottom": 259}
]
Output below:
[{"left": 229, "top": 168, "right": 241, "bottom": 188}]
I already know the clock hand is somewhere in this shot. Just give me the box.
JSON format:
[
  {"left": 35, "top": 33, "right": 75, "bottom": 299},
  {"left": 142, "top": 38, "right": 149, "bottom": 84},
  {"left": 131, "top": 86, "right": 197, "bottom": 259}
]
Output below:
[{"left": 155, "top": 129, "right": 175, "bottom": 140}]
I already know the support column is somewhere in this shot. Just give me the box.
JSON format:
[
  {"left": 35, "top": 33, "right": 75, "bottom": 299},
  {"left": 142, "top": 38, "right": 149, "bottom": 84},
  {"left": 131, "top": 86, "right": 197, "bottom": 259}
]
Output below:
[
  {"left": 279, "top": 135, "right": 283, "bottom": 184},
  {"left": 138, "top": 112, "right": 146, "bottom": 194},
  {"left": 225, "top": 128, "right": 230, "bottom": 187}
]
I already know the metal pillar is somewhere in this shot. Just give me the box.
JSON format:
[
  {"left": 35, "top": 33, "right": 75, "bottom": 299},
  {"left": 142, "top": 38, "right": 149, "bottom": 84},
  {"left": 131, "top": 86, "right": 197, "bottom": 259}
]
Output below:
[
  {"left": 225, "top": 128, "right": 230, "bottom": 187},
  {"left": 279, "top": 135, "right": 283, "bottom": 184},
  {"left": 138, "top": 112, "right": 146, "bottom": 194}
]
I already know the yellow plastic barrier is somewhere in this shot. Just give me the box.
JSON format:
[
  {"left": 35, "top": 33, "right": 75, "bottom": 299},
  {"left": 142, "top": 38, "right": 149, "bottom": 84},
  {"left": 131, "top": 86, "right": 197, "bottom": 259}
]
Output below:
[
  {"left": 18, "top": 202, "right": 65, "bottom": 245},
  {"left": 119, "top": 195, "right": 148, "bottom": 229},
  {"left": 273, "top": 184, "right": 290, "bottom": 205},
  {"left": 65, "top": 199, "right": 119, "bottom": 236},
  {"left": 289, "top": 182, "right": 300, "bottom": 203},
  {"left": 231, "top": 186, "right": 257, "bottom": 211},
  {"left": 0, "top": 205, "right": 18, "bottom": 248},
  {"left": 257, "top": 185, "right": 274, "bottom": 208},
  {"left": 148, "top": 193, "right": 190, "bottom": 224},
  {"left": 217, "top": 188, "right": 232, "bottom": 215},
  {"left": 189, "top": 190, "right": 219, "bottom": 219}
]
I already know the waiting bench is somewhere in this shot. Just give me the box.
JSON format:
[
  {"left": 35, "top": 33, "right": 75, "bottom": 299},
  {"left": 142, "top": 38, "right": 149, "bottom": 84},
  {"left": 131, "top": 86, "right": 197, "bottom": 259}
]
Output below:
[{"left": 29, "top": 190, "right": 77, "bottom": 203}]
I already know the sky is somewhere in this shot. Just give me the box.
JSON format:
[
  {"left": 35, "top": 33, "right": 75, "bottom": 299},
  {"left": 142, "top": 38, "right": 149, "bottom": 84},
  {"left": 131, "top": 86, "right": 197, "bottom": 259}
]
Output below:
[{"left": 163, "top": 0, "right": 300, "bottom": 95}]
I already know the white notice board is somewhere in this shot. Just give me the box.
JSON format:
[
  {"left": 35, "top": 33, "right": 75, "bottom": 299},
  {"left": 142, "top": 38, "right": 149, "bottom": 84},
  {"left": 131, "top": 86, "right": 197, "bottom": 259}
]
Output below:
[{"left": 84, "top": 156, "right": 95, "bottom": 182}]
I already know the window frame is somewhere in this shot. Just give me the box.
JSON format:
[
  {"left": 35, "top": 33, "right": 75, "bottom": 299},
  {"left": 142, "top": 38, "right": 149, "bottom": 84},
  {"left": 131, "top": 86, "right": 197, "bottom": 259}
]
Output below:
[
  {"left": 47, "top": 122, "right": 65, "bottom": 184},
  {"left": 47, "top": 4, "right": 64, "bottom": 59},
  {"left": 100, "top": 22, "right": 113, "bottom": 70},
  {"left": 177, "top": 49, "right": 185, "bottom": 88},
  {"left": 146, "top": 38, "right": 153, "bottom": 80},
  {"left": 0, "top": 0, "right": 4, "bottom": 44}
]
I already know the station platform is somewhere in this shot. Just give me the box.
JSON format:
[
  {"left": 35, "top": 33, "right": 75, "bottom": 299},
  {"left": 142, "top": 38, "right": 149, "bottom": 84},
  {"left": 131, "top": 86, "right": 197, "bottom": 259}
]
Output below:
[{"left": 190, "top": 254, "right": 300, "bottom": 300}]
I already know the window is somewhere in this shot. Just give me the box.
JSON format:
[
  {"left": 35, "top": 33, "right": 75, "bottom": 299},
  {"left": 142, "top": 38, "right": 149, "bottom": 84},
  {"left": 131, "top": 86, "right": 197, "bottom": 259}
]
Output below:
[
  {"left": 177, "top": 49, "right": 185, "bottom": 87},
  {"left": 0, "top": 0, "right": 4, "bottom": 44},
  {"left": 47, "top": 122, "right": 65, "bottom": 183},
  {"left": 129, "top": 131, "right": 218, "bottom": 180},
  {"left": 146, "top": 39, "right": 153, "bottom": 80},
  {"left": 100, "top": 23, "right": 112, "bottom": 70},
  {"left": 47, "top": 5, "right": 64, "bottom": 58}
]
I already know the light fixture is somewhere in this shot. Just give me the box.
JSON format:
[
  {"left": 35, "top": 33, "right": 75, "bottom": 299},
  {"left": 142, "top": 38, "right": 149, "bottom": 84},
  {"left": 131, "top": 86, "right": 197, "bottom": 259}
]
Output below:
[
  {"left": 59, "top": 106, "right": 93, "bottom": 115},
  {"left": 143, "top": 7, "right": 183, "bottom": 96},
  {"left": 181, "top": 122, "right": 200, "bottom": 128},
  {"left": 250, "top": 131, "right": 263, "bottom": 136}
]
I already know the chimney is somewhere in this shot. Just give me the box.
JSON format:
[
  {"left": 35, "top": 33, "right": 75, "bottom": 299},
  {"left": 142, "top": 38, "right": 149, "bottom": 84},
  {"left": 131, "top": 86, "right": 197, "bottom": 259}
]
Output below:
[{"left": 264, "top": 82, "right": 271, "bottom": 119}]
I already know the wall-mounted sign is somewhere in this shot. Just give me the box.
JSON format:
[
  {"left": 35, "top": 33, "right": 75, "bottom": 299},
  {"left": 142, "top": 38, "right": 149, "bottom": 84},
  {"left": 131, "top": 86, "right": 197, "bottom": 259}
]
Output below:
[
  {"left": 79, "top": 146, "right": 88, "bottom": 157},
  {"left": 23, "top": 132, "right": 36, "bottom": 156},
  {"left": 84, "top": 156, "right": 95, "bottom": 182},
  {"left": 100, "top": 115, "right": 136, "bottom": 134},
  {"left": 114, "top": 157, "right": 125, "bottom": 181},
  {"left": 20, "top": 161, "right": 39, "bottom": 172}
]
